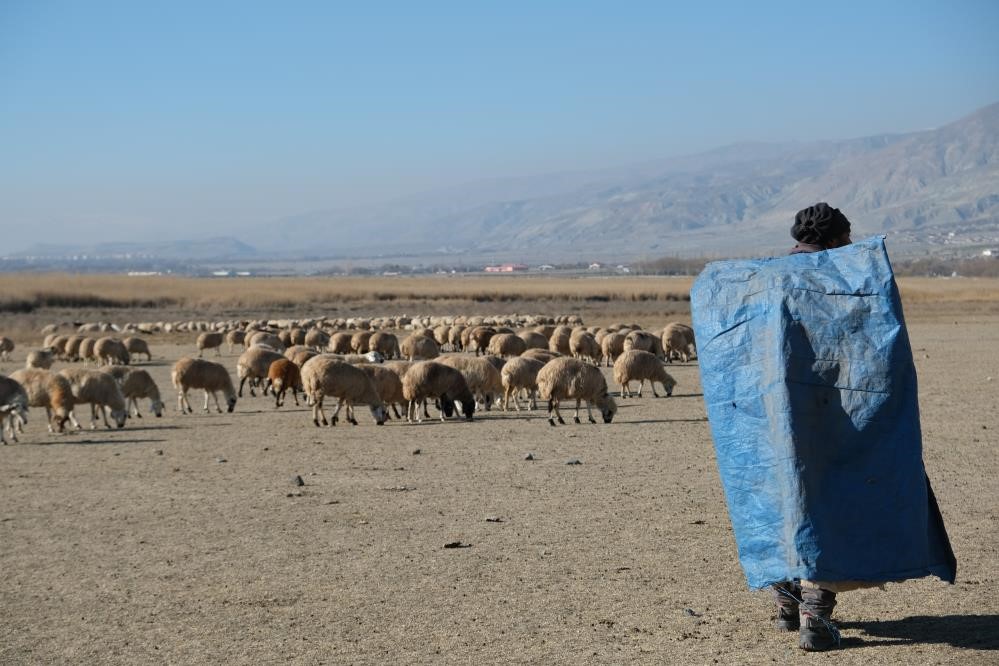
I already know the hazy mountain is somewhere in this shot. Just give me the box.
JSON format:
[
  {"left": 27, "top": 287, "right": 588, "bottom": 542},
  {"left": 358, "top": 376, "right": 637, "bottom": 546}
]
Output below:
[{"left": 268, "top": 102, "right": 999, "bottom": 259}]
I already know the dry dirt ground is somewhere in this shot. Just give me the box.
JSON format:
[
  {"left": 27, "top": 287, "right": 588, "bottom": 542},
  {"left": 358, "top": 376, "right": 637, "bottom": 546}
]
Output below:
[{"left": 1, "top": 313, "right": 997, "bottom": 664}]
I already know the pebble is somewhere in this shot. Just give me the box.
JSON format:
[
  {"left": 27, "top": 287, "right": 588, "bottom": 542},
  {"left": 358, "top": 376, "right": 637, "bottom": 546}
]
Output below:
[
  {"left": 154, "top": 449, "right": 163, "bottom": 456},
  {"left": 524, "top": 453, "right": 535, "bottom": 461},
  {"left": 291, "top": 475, "right": 305, "bottom": 487},
  {"left": 566, "top": 459, "right": 582, "bottom": 465},
  {"left": 412, "top": 448, "right": 421, "bottom": 455},
  {"left": 485, "top": 516, "right": 504, "bottom": 523},
  {"left": 444, "top": 541, "right": 471, "bottom": 549},
  {"left": 216, "top": 457, "right": 227, "bottom": 463}
]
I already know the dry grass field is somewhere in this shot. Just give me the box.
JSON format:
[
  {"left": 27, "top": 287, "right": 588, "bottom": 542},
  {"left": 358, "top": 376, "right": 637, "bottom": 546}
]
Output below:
[{"left": 1, "top": 275, "right": 998, "bottom": 664}]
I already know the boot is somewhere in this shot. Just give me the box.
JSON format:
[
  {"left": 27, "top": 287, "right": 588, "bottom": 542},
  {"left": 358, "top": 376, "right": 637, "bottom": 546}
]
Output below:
[
  {"left": 771, "top": 582, "right": 800, "bottom": 631},
  {"left": 798, "top": 586, "right": 839, "bottom": 651}
]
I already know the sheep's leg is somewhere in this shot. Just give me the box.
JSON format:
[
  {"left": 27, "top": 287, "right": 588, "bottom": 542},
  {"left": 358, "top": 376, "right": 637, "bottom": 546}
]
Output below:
[
  {"left": 637, "top": 380, "right": 645, "bottom": 398},
  {"left": 330, "top": 398, "right": 344, "bottom": 426},
  {"left": 211, "top": 391, "right": 224, "bottom": 413},
  {"left": 132, "top": 397, "right": 143, "bottom": 418},
  {"left": 621, "top": 381, "right": 631, "bottom": 398},
  {"left": 406, "top": 400, "right": 414, "bottom": 423},
  {"left": 548, "top": 399, "right": 565, "bottom": 426},
  {"left": 651, "top": 381, "right": 660, "bottom": 398},
  {"left": 347, "top": 401, "right": 358, "bottom": 426},
  {"left": 573, "top": 399, "right": 582, "bottom": 424},
  {"left": 312, "top": 394, "right": 327, "bottom": 426},
  {"left": 215, "top": 347, "right": 221, "bottom": 357},
  {"left": 291, "top": 387, "right": 300, "bottom": 406},
  {"left": 238, "top": 376, "right": 247, "bottom": 398},
  {"left": 68, "top": 409, "right": 83, "bottom": 430},
  {"left": 202, "top": 391, "right": 212, "bottom": 412},
  {"left": 100, "top": 403, "right": 113, "bottom": 429},
  {"left": 529, "top": 390, "right": 537, "bottom": 411},
  {"left": 390, "top": 403, "right": 401, "bottom": 419},
  {"left": 585, "top": 400, "right": 596, "bottom": 424}
]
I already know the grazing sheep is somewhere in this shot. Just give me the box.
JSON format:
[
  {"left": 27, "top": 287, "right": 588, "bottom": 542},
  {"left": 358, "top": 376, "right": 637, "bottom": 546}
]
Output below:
[
  {"left": 534, "top": 324, "right": 556, "bottom": 339},
  {"left": 468, "top": 326, "right": 497, "bottom": 357},
  {"left": 236, "top": 347, "right": 285, "bottom": 397},
  {"left": 517, "top": 330, "right": 549, "bottom": 351},
  {"left": 0, "top": 337, "right": 14, "bottom": 362},
  {"left": 623, "top": 330, "right": 665, "bottom": 359},
  {"left": 521, "top": 348, "right": 561, "bottom": 364},
  {"left": 500, "top": 356, "right": 545, "bottom": 411},
  {"left": 613, "top": 350, "right": 677, "bottom": 398},
  {"left": 661, "top": 323, "right": 697, "bottom": 363},
  {"left": 536, "top": 357, "right": 617, "bottom": 426},
  {"left": 0, "top": 375, "right": 29, "bottom": 444},
  {"left": 438, "top": 355, "right": 503, "bottom": 411},
  {"left": 197, "top": 332, "right": 225, "bottom": 357},
  {"left": 328, "top": 332, "right": 353, "bottom": 354},
  {"left": 600, "top": 332, "right": 626, "bottom": 367},
  {"left": 64, "top": 335, "right": 86, "bottom": 362},
  {"left": 58, "top": 368, "right": 128, "bottom": 429},
  {"left": 447, "top": 325, "right": 466, "bottom": 352},
  {"left": 401, "top": 361, "right": 475, "bottom": 423},
  {"left": 304, "top": 328, "right": 330, "bottom": 351},
  {"left": 569, "top": 331, "right": 601, "bottom": 365},
  {"left": 400, "top": 334, "right": 440, "bottom": 361},
  {"left": 123, "top": 336, "right": 152, "bottom": 362},
  {"left": 49, "top": 335, "right": 70, "bottom": 360},
  {"left": 226, "top": 329, "right": 247, "bottom": 354},
  {"left": 368, "top": 332, "right": 401, "bottom": 359},
  {"left": 25, "top": 348, "right": 56, "bottom": 370},
  {"left": 93, "top": 337, "right": 130, "bottom": 366},
  {"left": 106, "top": 367, "right": 164, "bottom": 417},
  {"left": 9, "top": 369, "right": 74, "bottom": 432},
  {"left": 433, "top": 325, "right": 451, "bottom": 350},
  {"left": 265, "top": 358, "right": 302, "bottom": 407},
  {"left": 79, "top": 337, "right": 98, "bottom": 365},
  {"left": 487, "top": 333, "right": 528, "bottom": 358},
  {"left": 358, "top": 364, "right": 406, "bottom": 419},
  {"left": 300, "top": 356, "right": 388, "bottom": 426},
  {"left": 171, "top": 357, "right": 237, "bottom": 414},
  {"left": 247, "top": 331, "right": 284, "bottom": 351},
  {"left": 285, "top": 347, "right": 319, "bottom": 367},
  {"left": 350, "top": 330, "right": 374, "bottom": 354},
  {"left": 548, "top": 329, "right": 572, "bottom": 356}
]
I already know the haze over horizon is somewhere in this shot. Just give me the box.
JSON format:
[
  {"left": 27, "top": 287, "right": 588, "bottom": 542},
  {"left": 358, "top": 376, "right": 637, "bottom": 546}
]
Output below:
[{"left": 2, "top": 1, "right": 998, "bottom": 255}]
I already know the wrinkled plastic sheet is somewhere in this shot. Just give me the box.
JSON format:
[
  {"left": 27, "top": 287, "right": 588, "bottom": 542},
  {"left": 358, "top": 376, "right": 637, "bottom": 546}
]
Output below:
[{"left": 691, "top": 236, "right": 956, "bottom": 589}]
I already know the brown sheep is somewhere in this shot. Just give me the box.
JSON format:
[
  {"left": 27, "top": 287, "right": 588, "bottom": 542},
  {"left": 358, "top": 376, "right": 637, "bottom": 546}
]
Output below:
[
  {"left": 401, "top": 361, "right": 476, "bottom": 423},
  {"left": 266, "top": 358, "right": 302, "bottom": 407}
]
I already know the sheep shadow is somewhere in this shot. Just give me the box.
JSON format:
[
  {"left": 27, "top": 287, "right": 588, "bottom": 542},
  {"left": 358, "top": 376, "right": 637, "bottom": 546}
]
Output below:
[
  {"left": 33, "top": 436, "right": 170, "bottom": 446},
  {"left": 837, "top": 615, "right": 999, "bottom": 651},
  {"left": 621, "top": 417, "right": 709, "bottom": 424}
]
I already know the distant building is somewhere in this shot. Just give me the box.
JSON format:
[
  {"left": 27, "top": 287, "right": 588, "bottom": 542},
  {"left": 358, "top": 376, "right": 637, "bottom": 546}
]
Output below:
[
  {"left": 484, "top": 263, "right": 529, "bottom": 272},
  {"left": 588, "top": 262, "right": 603, "bottom": 270},
  {"left": 982, "top": 248, "right": 998, "bottom": 257}
]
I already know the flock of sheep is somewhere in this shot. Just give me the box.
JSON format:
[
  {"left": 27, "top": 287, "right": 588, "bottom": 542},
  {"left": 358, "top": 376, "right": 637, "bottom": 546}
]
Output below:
[{"left": 0, "top": 315, "right": 697, "bottom": 443}]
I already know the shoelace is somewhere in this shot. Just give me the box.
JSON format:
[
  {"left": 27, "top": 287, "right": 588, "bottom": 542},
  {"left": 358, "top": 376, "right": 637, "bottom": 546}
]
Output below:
[{"left": 775, "top": 585, "right": 842, "bottom": 647}]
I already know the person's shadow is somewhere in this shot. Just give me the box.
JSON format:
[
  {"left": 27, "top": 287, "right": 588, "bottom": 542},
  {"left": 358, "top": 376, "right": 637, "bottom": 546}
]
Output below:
[{"left": 838, "top": 615, "right": 999, "bottom": 650}]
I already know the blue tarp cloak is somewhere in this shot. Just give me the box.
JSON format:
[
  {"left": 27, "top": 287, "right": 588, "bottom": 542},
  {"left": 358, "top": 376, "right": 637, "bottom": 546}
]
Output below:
[{"left": 690, "top": 236, "right": 956, "bottom": 589}]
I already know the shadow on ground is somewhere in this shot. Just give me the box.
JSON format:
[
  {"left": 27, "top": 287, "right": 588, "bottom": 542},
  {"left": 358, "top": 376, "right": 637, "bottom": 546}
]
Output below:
[{"left": 839, "top": 615, "right": 999, "bottom": 650}]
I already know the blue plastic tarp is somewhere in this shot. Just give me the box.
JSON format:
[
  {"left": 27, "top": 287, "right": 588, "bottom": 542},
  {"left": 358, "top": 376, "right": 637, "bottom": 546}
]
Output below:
[{"left": 691, "top": 236, "right": 956, "bottom": 589}]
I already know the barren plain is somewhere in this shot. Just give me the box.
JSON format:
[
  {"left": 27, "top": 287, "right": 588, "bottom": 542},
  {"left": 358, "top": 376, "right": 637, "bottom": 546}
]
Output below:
[{"left": 1, "top": 275, "right": 998, "bottom": 664}]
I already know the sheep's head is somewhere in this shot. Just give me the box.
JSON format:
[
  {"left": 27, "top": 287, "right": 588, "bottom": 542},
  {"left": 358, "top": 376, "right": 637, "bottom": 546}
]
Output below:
[
  {"left": 226, "top": 395, "right": 237, "bottom": 412},
  {"left": 439, "top": 395, "right": 456, "bottom": 418},
  {"left": 151, "top": 400, "right": 165, "bottom": 417},
  {"left": 460, "top": 397, "right": 476, "bottom": 421},
  {"left": 109, "top": 407, "right": 128, "bottom": 428},
  {"left": 599, "top": 394, "right": 618, "bottom": 423},
  {"left": 370, "top": 404, "right": 388, "bottom": 425}
]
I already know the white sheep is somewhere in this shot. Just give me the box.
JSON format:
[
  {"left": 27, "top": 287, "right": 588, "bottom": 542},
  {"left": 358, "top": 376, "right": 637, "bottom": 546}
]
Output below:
[
  {"left": 661, "top": 323, "right": 697, "bottom": 363},
  {"left": 487, "top": 333, "right": 528, "bottom": 358},
  {"left": 123, "top": 336, "right": 152, "bottom": 362},
  {"left": 25, "top": 348, "right": 56, "bottom": 370},
  {"left": 58, "top": 368, "right": 128, "bottom": 429},
  {"left": 93, "top": 337, "right": 131, "bottom": 366},
  {"left": 300, "top": 356, "right": 388, "bottom": 426},
  {"left": 368, "top": 331, "right": 401, "bottom": 359},
  {"left": 438, "top": 355, "right": 503, "bottom": 411},
  {"left": 103, "top": 367, "right": 164, "bottom": 417},
  {"left": 0, "top": 375, "right": 29, "bottom": 444},
  {"left": 400, "top": 334, "right": 440, "bottom": 361},
  {"left": 569, "top": 330, "right": 601, "bottom": 365},
  {"left": 171, "top": 357, "right": 237, "bottom": 413},
  {"left": 9, "top": 368, "right": 74, "bottom": 432},
  {"left": 401, "top": 361, "right": 476, "bottom": 423},
  {"left": 79, "top": 337, "right": 98, "bottom": 365},
  {"left": 623, "top": 330, "right": 665, "bottom": 359},
  {"left": 358, "top": 363, "right": 406, "bottom": 419},
  {"left": 536, "top": 357, "right": 617, "bottom": 426},
  {"left": 225, "top": 329, "right": 247, "bottom": 354},
  {"left": 516, "top": 330, "right": 549, "bottom": 351},
  {"left": 500, "top": 356, "right": 545, "bottom": 411},
  {"left": 613, "top": 349, "right": 677, "bottom": 398}
]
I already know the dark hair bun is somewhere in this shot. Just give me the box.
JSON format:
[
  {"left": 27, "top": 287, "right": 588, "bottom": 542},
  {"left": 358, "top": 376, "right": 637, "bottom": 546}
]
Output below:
[{"left": 791, "top": 203, "right": 851, "bottom": 245}]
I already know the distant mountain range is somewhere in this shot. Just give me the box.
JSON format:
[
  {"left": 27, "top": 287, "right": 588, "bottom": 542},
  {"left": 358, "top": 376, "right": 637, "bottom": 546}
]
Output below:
[
  {"left": 265, "top": 101, "right": 999, "bottom": 259},
  {"left": 6, "top": 103, "right": 997, "bottom": 266}
]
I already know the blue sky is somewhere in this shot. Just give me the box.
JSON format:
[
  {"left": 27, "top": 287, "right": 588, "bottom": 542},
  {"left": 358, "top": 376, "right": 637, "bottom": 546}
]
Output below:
[{"left": 1, "top": 1, "right": 997, "bottom": 250}]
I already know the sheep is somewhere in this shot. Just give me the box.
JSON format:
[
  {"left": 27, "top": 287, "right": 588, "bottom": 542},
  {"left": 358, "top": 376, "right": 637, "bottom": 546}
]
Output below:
[
  {"left": 0, "top": 375, "right": 29, "bottom": 444},
  {"left": 123, "top": 336, "right": 152, "bottom": 362},
  {"left": 401, "top": 361, "right": 475, "bottom": 423},
  {"left": 438, "top": 355, "right": 503, "bottom": 411},
  {"left": 264, "top": 358, "right": 302, "bottom": 407},
  {"left": 368, "top": 331, "right": 401, "bottom": 359},
  {"left": 661, "top": 323, "right": 697, "bottom": 363},
  {"left": 433, "top": 325, "right": 451, "bottom": 350},
  {"left": 400, "top": 334, "right": 440, "bottom": 361},
  {"left": 247, "top": 331, "right": 284, "bottom": 351},
  {"left": 548, "top": 329, "right": 572, "bottom": 355},
  {"left": 64, "top": 335, "right": 86, "bottom": 362},
  {"left": 329, "top": 332, "right": 353, "bottom": 354},
  {"left": 521, "top": 348, "right": 561, "bottom": 364},
  {"left": 304, "top": 328, "right": 330, "bottom": 351},
  {"left": 500, "top": 356, "right": 545, "bottom": 411},
  {"left": 25, "top": 348, "right": 56, "bottom": 370},
  {"left": 350, "top": 330, "right": 374, "bottom": 354},
  {"left": 448, "top": 325, "right": 467, "bottom": 352},
  {"left": 58, "top": 368, "right": 128, "bottom": 429},
  {"left": 9, "top": 369, "right": 74, "bottom": 432},
  {"left": 94, "top": 337, "right": 131, "bottom": 366},
  {"left": 171, "top": 357, "right": 237, "bottom": 413},
  {"left": 226, "top": 329, "right": 247, "bottom": 354},
  {"left": 49, "top": 335, "right": 70, "bottom": 360},
  {"left": 487, "top": 333, "right": 528, "bottom": 358},
  {"left": 358, "top": 364, "right": 406, "bottom": 419},
  {"left": 285, "top": 346, "right": 319, "bottom": 367},
  {"left": 0, "top": 337, "right": 14, "bottom": 362},
  {"left": 107, "top": 367, "right": 165, "bottom": 417},
  {"left": 569, "top": 331, "right": 601, "bottom": 365},
  {"left": 197, "top": 332, "right": 225, "bottom": 357},
  {"left": 623, "top": 330, "right": 665, "bottom": 359},
  {"left": 536, "top": 357, "right": 617, "bottom": 426},
  {"left": 468, "top": 326, "right": 497, "bottom": 357},
  {"left": 600, "top": 332, "right": 626, "bottom": 367},
  {"left": 517, "top": 330, "right": 549, "bottom": 351},
  {"left": 236, "top": 347, "right": 286, "bottom": 397},
  {"left": 79, "top": 337, "right": 98, "bottom": 365},
  {"left": 299, "top": 356, "right": 388, "bottom": 426},
  {"left": 613, "top": 349, "right": 677, "bottom": 398}
]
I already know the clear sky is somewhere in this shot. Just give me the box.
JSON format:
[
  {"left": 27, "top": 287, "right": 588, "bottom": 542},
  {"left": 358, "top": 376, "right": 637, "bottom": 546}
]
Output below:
[{"left": 1, "top": 0, "right": 998, "bottom": 251}]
